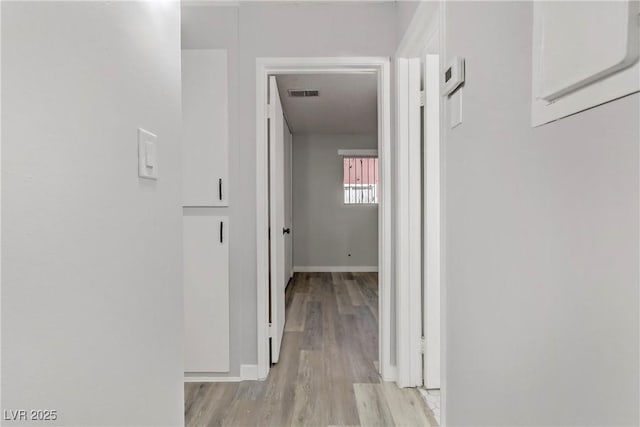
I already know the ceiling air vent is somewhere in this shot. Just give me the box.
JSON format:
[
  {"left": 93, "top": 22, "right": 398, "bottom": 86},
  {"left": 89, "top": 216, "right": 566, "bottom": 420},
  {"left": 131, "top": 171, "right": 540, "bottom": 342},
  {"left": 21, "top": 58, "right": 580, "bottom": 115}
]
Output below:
[{"left": 287, "top": 89, "right": 319, "bottom": 97}]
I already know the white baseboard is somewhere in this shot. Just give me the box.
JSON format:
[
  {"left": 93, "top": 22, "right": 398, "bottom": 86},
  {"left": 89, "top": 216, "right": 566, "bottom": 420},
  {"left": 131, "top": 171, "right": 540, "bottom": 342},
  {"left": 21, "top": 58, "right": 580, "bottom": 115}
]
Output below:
[
  {"left": 293, "top": 266, "right": 378, "bottom": 273},
  {"left": 381, "top": 364, "right": 397, "bottom": 382},
  {"left": 240, "top": 364, "right": 259, "bottom": 380},
  {"left": 184, "top": 364, "right": 260, "bottom": 382},
  {"left": 184, "top": 373, "right": 241, "bottom": 383}
]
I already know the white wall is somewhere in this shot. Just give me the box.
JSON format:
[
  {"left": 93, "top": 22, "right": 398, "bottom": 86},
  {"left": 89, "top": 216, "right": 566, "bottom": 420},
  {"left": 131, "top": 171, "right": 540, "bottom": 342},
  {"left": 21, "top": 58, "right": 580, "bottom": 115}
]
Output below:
[
  {"left": 292, "top": 134, "right": 378, "bottom": 269},
  {"left": 1, "top": 2, "right": 184, "bottom": 425},
  {"left": 443, "top": 2, "right": 639, "bottom": 425},
  {"left": 182, "top": 1, "right": 396, "bottom": 373},
  {"left": 395, "top": 0, "right": 420, "bottom": 44}
]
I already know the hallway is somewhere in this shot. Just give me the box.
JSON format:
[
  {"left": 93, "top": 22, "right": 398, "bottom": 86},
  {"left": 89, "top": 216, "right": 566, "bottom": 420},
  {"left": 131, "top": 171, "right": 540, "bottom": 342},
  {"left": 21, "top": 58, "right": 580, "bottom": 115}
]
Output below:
[{"left": 184, "top": 272, "right": 436, "bottom": 426}]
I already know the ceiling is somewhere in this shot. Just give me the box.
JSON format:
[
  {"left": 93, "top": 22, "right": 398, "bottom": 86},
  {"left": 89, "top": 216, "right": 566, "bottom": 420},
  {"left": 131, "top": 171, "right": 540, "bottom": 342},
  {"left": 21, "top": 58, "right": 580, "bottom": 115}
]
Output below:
[{"left": 275, "top": 73, "right": 377, "bottom": 134}]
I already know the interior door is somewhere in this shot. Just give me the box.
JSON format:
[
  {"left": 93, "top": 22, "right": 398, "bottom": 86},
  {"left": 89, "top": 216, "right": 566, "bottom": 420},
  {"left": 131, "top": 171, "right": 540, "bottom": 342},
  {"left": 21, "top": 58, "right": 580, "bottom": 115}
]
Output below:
[
  {"left": 269, "top": 76, "right": 286, "bottom": 363},
  {"left": 283, "top": 123, "right": 294, "bottom": 283}
]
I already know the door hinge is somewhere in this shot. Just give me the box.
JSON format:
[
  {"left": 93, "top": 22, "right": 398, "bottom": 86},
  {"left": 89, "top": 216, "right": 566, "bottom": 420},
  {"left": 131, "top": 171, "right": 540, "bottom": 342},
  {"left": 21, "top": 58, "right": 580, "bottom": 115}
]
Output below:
[
  {"left": 268, "top": 323, "right": 274, "bottom": 338},
  {"left": 419, "top": 90, "right": 426, "bottom": 107},
  {"left": 267, "top": 103, "right": 274, "bottom": 120},
  {"left": 420, "top": 336, "right": 426, "bottom": 354}
]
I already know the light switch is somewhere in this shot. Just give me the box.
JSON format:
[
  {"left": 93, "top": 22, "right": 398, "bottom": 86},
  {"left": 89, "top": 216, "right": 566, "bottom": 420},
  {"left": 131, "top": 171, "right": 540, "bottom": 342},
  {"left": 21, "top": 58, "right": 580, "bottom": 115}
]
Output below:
[
  {"left": 144, "top": 142, "right": 156, "bottom": 168},
  {"left": 138, "top": 128, "right": 158, "bottom": 180}
]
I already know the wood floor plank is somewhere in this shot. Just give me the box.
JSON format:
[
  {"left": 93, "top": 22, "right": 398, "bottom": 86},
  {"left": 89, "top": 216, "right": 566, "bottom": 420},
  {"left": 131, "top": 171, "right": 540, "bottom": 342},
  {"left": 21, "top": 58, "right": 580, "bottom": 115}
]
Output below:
[
  {"left": 322, "top": 283, "right": 361, "bottom": 426},
  {"left": 234, "top": 380, "right": 267, "bottom": 401},
  {"left": 284, "top": 292, "right": 309, "bottom": 332},
  {"left": 338, "top": 314, "right": 380, "bottom": 384},
  {"left": 301, "top": 300, "right": 323, "bottom": 350},
  {"left": 381, "top": 382, "right": 435, "bottom": 427},
  {"left": 294, "top": 273, "right": 312, "bottom": 294},
  {"left": 354, "top": 305, "right": 378, "bottom": 358},
  {"left": 353, "top": 384, "right": 395, "bottom": 427},
  {"left": 259, "top": 332, "right": 302, "bottom": 426},
  {"left": 186, "top": 382, "right": 238, "bottom": 427},
  {"left": 334, "top": 281, "right": 356, "bottom": 315},
  {"left": 291, "top": 350, "right": 327, "bottom": 427},
  {"left": 221, "top": 399, "right": 262, "bottom": 427},
  {"left": 358, "top": 282, "right": 379, "bottom": 321},
  {"left": 308, "top": 276, "right": 327, "bottom": 302},
  {"left": 184, "top": 383, "right": 209, "bottom": 425},
  {"left": 345, "top": 279, "right": 365, "bottom": 306}
]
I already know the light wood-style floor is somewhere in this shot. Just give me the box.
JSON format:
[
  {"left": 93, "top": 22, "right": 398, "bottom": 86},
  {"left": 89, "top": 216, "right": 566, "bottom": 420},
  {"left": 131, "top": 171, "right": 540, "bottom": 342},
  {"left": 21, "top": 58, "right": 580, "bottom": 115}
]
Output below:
[{"left": 185, "top": 272, "right": 437, "bottom": 427}]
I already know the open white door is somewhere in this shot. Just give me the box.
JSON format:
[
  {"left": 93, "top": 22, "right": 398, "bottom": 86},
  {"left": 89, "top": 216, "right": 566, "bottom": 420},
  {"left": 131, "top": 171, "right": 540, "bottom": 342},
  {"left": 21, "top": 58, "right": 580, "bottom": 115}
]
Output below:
[
  {"left": 268, "top": 76, "right": 286, "bottom": 363},
  {"left": 423, "top": 54, "right": 441, "bottom": 389},
  {"left": 283, "top": 124, "right": 293, "bottom": 284}
]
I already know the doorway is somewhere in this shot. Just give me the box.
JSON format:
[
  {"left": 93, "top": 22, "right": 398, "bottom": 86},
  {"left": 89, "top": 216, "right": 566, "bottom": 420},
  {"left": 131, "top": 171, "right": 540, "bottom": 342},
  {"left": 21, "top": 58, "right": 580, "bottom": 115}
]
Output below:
[{"left": 255, "top": 58, "right": 392, "bottom": 381}]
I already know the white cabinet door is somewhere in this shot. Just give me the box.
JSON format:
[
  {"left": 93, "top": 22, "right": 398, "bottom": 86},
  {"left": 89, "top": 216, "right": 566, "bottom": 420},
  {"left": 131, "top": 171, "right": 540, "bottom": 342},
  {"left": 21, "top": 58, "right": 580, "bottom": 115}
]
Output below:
[
  {"left": 183, "top": 215, "right": 229, "bottom": 372},
  {"left": 182, "top": 49, "right": 229, "bottom": 207}
]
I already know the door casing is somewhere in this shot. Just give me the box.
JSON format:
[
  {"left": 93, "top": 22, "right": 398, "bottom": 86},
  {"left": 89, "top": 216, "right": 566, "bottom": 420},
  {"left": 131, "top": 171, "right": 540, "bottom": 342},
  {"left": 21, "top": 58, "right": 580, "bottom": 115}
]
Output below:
[
  {"left": 395, "top": 1, "right": 446, "bottom": 424},
  {"left": 255, "top": 57, "right": 392, "bottom": 381}
]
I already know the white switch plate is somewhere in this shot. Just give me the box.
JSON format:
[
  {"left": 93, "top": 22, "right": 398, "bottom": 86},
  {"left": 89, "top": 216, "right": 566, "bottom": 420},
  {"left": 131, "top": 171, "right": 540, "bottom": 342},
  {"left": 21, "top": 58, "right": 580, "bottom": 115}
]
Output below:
[
  {"left": 450, "top": 90, "right": 462, "bottom": 129},
  {"left": 138, "top": 128, "right": 158, "bottom": 180}
]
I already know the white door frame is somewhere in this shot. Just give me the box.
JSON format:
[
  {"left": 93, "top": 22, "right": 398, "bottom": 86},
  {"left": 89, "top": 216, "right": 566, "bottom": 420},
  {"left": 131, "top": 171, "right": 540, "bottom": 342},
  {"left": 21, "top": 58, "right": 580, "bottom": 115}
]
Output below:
[
  {"left": 395, "top": 57, "right": 423, "bottom": 388},
  {"left": 423, "top": 53, "right": 441, "bottom": 390},
  {"left": 395, "top": 0, "right": 446, "bottom": 421},
  {"left": 255, "top": 57, "right": 392, "bottom": 381}
]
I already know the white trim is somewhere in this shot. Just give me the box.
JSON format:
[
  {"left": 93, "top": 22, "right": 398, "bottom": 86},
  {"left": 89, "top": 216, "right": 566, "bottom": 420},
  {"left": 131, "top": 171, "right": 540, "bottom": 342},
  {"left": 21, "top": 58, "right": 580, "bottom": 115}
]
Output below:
[
  {"left": 408, "top": 58, "right": 423, "bottom": 387},
  {"left": 293, "top": 266, "right": 378, "bottom": 273},
  {"left": 395, "top": 58, "right": 423, "bottom": 388},
  {"left": 384, "top": 365, "right": 397, "bottom": 382},
  {"left": 0, "top": 2, "right": 3, "bottom": 409},
  {"left": 424, "top": 54, "right": 441, "bottom": 390},
  {"left": 240, "top": 364, "right": 259, "bottom": 380},
  {"left": 378, "top": 58, "right": 393, "bottom": 384},
  {"left": 256, "top": 60, "right": 270, "bottom": 380},
  {"left": 395, "top": 57, "right": 410, "bottom": 386},
  {"left": 185, "top": 364, "right": 258, "bottom": 382},
  {"left": 184, "top": 374, "right": 241, "bottom": 383},
  {"left": 337, "top": 149, "right": 378, "bottom": 157},
  {"left": 256, "top": 56, "right": 392, "bottom": 383},
  {"left": 438, "top": 3, "right": 448, "bottom": 425}
]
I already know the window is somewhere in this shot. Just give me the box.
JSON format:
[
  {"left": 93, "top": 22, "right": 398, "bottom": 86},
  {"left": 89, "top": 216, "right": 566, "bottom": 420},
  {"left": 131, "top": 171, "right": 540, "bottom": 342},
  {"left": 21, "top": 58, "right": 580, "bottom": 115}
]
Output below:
[{"left": 343, "top": 157, "right": 379, "bottom": 204}]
